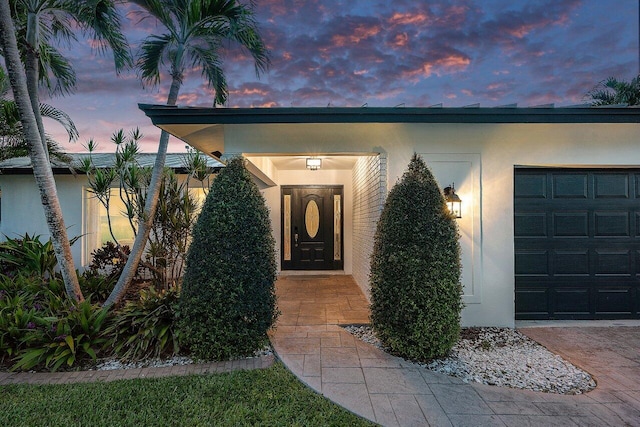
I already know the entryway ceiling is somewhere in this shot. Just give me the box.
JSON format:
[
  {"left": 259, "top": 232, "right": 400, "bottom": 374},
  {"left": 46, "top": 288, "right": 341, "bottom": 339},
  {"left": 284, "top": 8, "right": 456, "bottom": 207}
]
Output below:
[{"left": 247, "top": 155, "right": 361, "bottom": 170}]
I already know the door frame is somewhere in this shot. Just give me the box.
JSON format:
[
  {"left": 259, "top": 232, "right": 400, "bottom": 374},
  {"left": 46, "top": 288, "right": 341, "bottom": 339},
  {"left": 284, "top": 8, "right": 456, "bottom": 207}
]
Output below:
[{"left": 281, "top": 185, "right": 344, "bottom": 270}]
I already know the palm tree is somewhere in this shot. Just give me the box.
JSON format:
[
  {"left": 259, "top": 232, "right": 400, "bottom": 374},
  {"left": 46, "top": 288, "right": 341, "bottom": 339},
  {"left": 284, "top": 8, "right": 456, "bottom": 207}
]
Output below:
[
  {"left": 586, "top": 75, "right": 640, "bottom": 106},
  {"left": 5, "top": 0, "right": 131, "bottom": 301},
  {"left": 0, "top": 0, "right": 83, "bottom": 300},
  {"left": 0, "top": 66, "right": 78, "bottom": 161},
  {"left": 104, "top": 0, "right": 269, "bottom": 307},
  {"left": 11, "top": 0, "right": 130, "bottom": 159}
]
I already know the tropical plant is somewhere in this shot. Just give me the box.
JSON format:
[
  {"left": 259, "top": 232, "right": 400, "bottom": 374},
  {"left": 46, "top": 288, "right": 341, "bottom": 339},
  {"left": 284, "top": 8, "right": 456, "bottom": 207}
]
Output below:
[
  {"left": 0, "top": 67, "right": 76, "bottom": 162},
  {"left": 0, "top": 0, "right": 83, "bottom": 301},
  {"left": 10, "top": 0, "right": 130, "bottom": 156},
  {"left": 0, "top": 272, "right": 67, "bottom": 365},
  {"left": 0, "top": 233, "right": 58, "bottom": 279},
  {"left": 12, "top": 300, "right": 109, "bottom": 371},
  {"left": 370, "top": 154, "right": 463, "bottom": 361},
  {"left": 586, "top": 75, "right": 640, "bottom": 106},
  {"left": 106, "top": 0, "right": 269, "bottom": 307},
  {"left": 177, "top": 157, "right": 277, "bottom": 360},
  {"left": 1, "top": 0, "right": 131, "bottom": 302},
  {"left": 104, "top": 286, "right": 181, "bottom": 361},
  {"left": 79, "top": 130, "right": 213, "bottom": 291}
]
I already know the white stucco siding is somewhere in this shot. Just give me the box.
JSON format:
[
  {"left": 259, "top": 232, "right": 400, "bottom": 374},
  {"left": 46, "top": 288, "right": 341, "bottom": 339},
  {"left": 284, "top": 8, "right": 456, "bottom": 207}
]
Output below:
[
  {"left": 0, "top": 174, "right": 88, "bottom": 266},
  {"left": 222, "top": 122, "right": 640, "bottom": 327}
]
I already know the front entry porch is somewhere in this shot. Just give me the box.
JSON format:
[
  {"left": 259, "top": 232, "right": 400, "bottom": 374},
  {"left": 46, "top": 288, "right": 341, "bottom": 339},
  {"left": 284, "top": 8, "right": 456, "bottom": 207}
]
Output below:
[{"left": 274, "top": 275, "right": 369, "bottom": 327}]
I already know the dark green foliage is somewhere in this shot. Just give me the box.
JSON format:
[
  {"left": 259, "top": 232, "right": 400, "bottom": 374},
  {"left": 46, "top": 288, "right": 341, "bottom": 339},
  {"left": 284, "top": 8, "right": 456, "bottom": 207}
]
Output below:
[
  {"left": 178, "top": 157, "right": 278, "bottom": 360},
  {"left": 370, "top": 153, "right": 463, "bottom": 361},
  {"left": 104, "top": 286, "right": 181, "bottom": 361},
  {"left": 0, "top": 270, "right": 108, "bottom": 371},
  {"left": 0, "top": 233, "right": 58, "bottom": 279},
  {"left": 85, "top": 242, "right": 131, "bottom": 283},
  {"left": 12, "top": 301, "right": 108, "bottom": 372},
  {"left": 586, "top": 74, "right": 640, "bottom": 106}
]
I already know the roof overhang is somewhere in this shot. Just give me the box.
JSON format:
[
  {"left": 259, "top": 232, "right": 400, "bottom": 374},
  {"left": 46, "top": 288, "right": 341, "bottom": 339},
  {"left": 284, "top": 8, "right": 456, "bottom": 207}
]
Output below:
[
  {"left": 138, "top": 104, "right": 640, "bottom": 159},
  {"left": 139, "top": 104, "right": 640, "bottom": 126}
]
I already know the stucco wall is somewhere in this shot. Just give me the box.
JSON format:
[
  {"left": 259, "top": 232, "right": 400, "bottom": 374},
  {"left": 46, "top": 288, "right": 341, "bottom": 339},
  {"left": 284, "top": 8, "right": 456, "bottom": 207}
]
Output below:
[
  {"left": 0, "top": 174, "right": 87, "bottom": 266},
  {"left": 226, "top": 122, "right": 640, "bottom": 327}
]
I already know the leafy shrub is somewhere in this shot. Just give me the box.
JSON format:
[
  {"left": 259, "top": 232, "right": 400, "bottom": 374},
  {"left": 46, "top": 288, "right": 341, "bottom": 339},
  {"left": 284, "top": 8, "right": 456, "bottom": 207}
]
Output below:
[
  {"left": 12, "top": 300, "right": 108, "bottom": 372},
  {"left": 0, "top": 233, "right": 58, "bottom": 279},
  {"left": 0, "top": 273, "right": 67, "bottom": 365},
  {"left": 78, "top": 273, "right": 116, "bottom": 305},
  {"left": 370, "top": 153, "right": 463, "bottom": 361},
  {"left": 104, "top": 286, "right": 181, "bottom": 361},
  {"left": 178, "top": 156, "right": 278, "bottom": 360},
  {"left": 85, "top": 242, "right": 130, "bottom": 282}
]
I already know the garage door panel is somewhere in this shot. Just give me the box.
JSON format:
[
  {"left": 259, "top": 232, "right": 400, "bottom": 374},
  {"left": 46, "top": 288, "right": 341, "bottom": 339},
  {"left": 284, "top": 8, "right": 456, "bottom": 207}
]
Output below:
[
  {"left": 515, "top": 168, "right": 640, "bottom": 320},
  {"left": 594, "top": 212, "right": 630, "bottom": 237},
  {"left": 596, "top": 288, "right": 634, "bottom": 314},
  {"left": 514, "top": 174, "right": 547, "bottom": 198},
  {"left": 595, "top": 250, "right": 632, "bottom": 276},
  {"left": 594, "top": 174, "right": 629, "bottom": 198},
  {"left": 514, "top": 213, "right": 547, "bottom": 237},
  {"left": 515, "top": 288, "right": 549, "bottom": 314},
  {"left": 553, "top": 288, "right": 590, "bottom": 314},
  {"left": 553, "top": 174, "right": 588, "bottom": 198},
  {"left": 554, "top": 250, "right": 589, "bottom": 275},
  {"left": 515, "top": 250, "right": 548, "bottom": 275},
  {"left": 553, "top": 212, "right": 588, "bottom": 237},
  {"left": 634, "top": 213, "right": 640, "bottom": 236}
]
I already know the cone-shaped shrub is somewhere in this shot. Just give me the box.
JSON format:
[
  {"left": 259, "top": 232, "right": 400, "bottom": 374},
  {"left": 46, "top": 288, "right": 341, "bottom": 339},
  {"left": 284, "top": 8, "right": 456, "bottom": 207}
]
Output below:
[
  {"left": 177, "top": 157, "right": 278, "bottom": 360},
  {"left": 370, "top": 153, "right": 462, "bottom": 361}
]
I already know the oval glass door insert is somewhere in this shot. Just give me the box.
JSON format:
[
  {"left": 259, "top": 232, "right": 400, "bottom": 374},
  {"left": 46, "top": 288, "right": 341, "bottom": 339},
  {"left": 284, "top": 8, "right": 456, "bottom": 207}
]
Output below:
[{"left": 305, "top": 200, "right": 320, "bottom": 238}]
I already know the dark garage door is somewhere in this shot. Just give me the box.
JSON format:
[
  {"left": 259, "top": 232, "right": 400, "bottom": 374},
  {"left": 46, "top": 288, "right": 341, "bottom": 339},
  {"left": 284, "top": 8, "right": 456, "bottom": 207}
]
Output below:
[{"left": 515, "top": 168, "right": 640, "bottom": 319}]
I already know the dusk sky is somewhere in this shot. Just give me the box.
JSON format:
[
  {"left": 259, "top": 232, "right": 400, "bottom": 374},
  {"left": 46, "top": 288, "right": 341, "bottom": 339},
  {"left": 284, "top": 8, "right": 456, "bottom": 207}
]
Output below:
[{"left": 43, "top": 0, "right": 639, "bottom": 153}]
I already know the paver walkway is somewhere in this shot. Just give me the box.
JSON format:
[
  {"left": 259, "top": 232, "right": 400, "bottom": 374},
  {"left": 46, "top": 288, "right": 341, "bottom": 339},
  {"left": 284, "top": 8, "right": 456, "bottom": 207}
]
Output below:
[{"left": 270, "top": 274, "right": 640, "bottom": 426}]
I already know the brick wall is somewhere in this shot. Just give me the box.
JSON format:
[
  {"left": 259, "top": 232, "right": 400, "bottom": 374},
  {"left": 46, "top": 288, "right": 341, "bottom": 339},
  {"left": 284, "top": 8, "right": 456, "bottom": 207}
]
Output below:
[{"left": 351, "top": 154, "right": 386, "bottom": 299}]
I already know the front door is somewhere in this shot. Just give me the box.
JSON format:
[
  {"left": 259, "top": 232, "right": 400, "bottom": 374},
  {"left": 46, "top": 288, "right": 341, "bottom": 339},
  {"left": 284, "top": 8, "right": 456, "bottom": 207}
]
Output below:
[{"left": 281, "top": 186, "right": 343, "bottom": 270}]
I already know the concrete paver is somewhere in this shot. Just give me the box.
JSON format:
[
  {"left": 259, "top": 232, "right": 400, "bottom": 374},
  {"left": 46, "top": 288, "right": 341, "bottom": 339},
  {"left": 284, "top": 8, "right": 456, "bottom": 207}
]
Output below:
[{"left": 271, "top": 274, "right": 640, "bottom": 426}]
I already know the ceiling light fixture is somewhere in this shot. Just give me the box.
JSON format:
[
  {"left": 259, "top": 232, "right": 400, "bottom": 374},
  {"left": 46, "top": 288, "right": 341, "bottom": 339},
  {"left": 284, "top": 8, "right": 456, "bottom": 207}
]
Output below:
[{"left": 306, "top": 157, "right": 322, "bottom": 171}]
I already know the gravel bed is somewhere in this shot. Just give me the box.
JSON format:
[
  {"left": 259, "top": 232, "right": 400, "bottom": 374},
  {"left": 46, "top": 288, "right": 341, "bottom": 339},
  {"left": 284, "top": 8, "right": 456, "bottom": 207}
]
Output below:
[
  {"left": 93, "top": 346, "right": 273, "bottom": 371},
  {"left": 343, "top": 325, "right": 595, "bottom": 395}
]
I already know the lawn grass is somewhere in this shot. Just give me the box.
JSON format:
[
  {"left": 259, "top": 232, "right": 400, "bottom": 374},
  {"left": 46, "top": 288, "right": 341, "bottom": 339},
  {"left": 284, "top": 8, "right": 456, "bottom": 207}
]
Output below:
[{"left": 0, "top": 362, "right": 376, "bottom": 426}]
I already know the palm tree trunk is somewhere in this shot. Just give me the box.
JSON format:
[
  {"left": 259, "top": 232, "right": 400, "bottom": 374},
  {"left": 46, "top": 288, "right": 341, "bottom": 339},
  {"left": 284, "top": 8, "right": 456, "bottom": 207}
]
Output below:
[
  {"left": 25, "top": 11, "right": 49, "bottom": 160},
  {"left": 104, "top": 74, "right": 182, "bottom": 307},
  {"left": 0, "top": 0, "right": 83, "bottom": 301}
]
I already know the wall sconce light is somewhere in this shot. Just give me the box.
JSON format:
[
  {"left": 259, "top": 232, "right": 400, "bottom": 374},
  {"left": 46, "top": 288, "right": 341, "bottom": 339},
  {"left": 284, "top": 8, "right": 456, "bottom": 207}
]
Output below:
[
  {"left": 306, "top": 157, "right": 322, "bottom": 170},
  {"left": 443, "top": 183, "right": 462, "bottom": 218}
]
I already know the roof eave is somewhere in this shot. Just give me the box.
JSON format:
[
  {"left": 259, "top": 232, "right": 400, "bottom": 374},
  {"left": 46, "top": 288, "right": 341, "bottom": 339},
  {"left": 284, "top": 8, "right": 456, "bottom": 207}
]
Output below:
[{"left": 138, "top": 104, "right": 640, "bottom": 125}]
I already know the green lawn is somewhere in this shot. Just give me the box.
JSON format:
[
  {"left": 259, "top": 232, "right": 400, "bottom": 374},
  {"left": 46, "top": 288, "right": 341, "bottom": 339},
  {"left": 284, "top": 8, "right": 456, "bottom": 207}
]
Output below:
[{"left": 0, "top": 363, "right": 376, "bottom": 426}]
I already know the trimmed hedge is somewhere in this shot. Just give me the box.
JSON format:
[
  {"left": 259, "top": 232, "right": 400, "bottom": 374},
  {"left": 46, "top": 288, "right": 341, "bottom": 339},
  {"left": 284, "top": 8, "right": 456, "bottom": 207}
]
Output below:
[
  {"left": 370, "top": 153, "right": 463, "bottom": 361},
  {"left": 177, "top": 157, "right": 278, "bottom": 360}
]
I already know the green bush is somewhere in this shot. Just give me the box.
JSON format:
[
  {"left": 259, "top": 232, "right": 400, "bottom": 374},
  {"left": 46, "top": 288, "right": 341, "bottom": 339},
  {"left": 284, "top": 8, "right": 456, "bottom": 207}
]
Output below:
[
  {"left": 0, "top": 233, "right": 58, "bottom": 279},
  {"left": 104, "top": 286, "right": 181, "bottom": 361},
  {"left": 370, "top": 153, "right": 463, "bottom": 361},
  {"left": 177, "top": 156, "right": 278, "bottom": 360},
  {"left": 12, "top": 300, "right": 108, "bottom": 372},
  {"left": 0, "top": 274, "right": 66, "bottom": 365}
]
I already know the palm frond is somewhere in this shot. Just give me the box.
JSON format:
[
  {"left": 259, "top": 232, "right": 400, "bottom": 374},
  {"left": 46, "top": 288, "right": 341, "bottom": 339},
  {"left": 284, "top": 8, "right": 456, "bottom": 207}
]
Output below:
[
  {"left": 74, "top": 0, "right": 133, "bottom": 73},
  {"left": 137, "top": 34, "right": 173, "bottom": 87},
  {"left": 37, "top": 44, "right": 77, "bottom": 96},
  {"left": 189, "top": 44, "right": 227, "bottom": 105},
  {"left": 39, "top": 103, "right": 79, "bottom": 142}
]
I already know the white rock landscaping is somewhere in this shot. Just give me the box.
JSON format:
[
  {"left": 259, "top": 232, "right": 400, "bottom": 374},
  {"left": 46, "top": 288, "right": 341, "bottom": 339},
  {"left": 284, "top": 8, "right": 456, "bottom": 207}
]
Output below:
[{"left": 343, "top": 325, "right": 596, "bottom": 395}]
